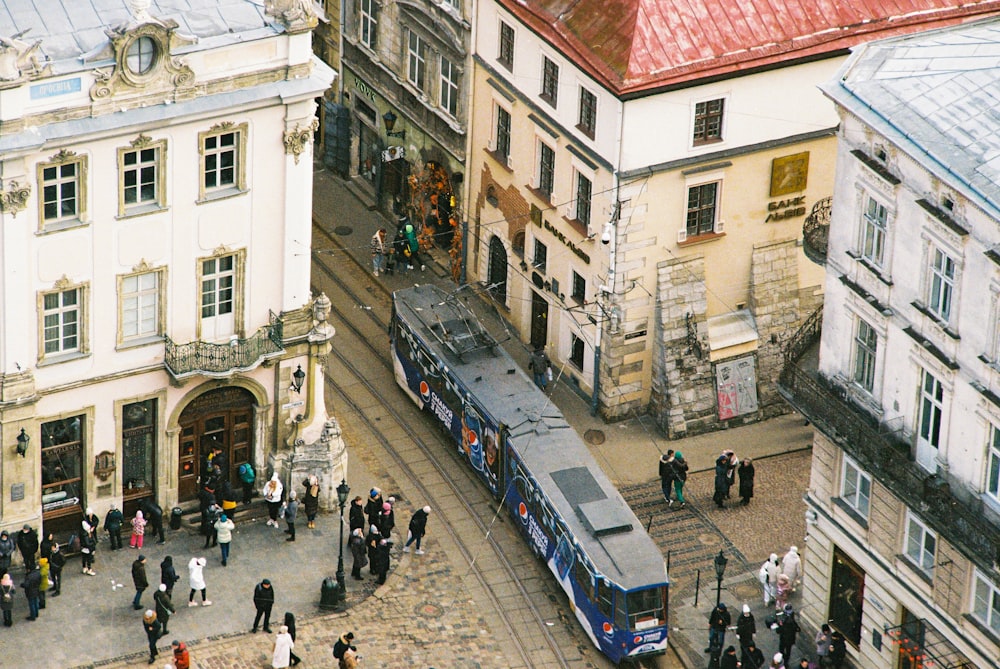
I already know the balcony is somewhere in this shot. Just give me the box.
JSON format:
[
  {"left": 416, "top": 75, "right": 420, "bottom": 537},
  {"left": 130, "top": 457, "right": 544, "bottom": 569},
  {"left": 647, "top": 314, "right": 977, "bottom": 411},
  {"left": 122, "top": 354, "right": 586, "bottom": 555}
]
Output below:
[
  {"left": 802, "top": 196, "right": 831, "bottom": 265},
  {"left": 778, "top": 308, "right": 1000, "bottom": 571},
  {"left": 165, "top": 313, "right": 284, "bottom": 380}
]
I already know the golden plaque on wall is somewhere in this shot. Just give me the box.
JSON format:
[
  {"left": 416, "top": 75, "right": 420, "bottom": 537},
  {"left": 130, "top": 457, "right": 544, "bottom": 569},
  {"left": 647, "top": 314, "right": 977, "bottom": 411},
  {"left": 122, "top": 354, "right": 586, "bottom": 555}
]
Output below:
[{"left": 770, "top": 152, "right": 809, "bottom": 197}]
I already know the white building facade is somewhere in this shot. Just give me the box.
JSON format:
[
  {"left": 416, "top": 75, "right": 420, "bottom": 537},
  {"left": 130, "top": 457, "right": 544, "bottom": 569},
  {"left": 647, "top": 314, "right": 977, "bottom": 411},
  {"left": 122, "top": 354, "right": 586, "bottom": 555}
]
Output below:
[{"left": 0, "top": 0, "right": 340, "bottom": 541}]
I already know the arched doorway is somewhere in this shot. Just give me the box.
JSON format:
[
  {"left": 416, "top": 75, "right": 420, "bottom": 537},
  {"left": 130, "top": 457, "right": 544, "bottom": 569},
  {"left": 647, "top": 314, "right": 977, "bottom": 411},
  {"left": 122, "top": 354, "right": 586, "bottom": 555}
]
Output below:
[
  {"left": 487, "top": 236, "right": 508, "bottom": 304},
  {"left": 177, "top": 387, "right": 255, "bottom": 502}
]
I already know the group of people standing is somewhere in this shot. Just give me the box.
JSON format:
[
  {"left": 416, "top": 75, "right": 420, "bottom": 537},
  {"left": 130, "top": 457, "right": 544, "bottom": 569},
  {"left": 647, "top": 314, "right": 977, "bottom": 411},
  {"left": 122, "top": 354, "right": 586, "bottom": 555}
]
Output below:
[
  {"left": 370, "top": 216, "right": 426, "bottom": 277},
  {"left": 348, "top": 487, "right": 432, "bottom": 585},
  {"left": 658, "top": 449, "right": 757, "bottom": 511}
]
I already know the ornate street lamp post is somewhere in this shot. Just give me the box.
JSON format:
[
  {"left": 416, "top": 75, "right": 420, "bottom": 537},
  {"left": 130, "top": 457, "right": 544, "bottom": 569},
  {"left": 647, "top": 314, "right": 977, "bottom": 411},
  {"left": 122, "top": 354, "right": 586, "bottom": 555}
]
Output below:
[
  {"left": 713, "top": 549, "right": 728, "bottom": 606},
  {"left": 335, "top": 479, "right": 350, "bottom": 604}
]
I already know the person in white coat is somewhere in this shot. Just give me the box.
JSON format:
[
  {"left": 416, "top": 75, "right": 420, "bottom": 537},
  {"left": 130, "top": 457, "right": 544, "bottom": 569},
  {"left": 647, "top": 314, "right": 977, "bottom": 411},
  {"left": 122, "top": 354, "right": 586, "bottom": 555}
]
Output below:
[
  {"left": 759, "top": 553, "right": 780, "bottom": 605},
  {"left": 187, "top": 556, "right": 211, "bottom": 606},
  {"left": 264, "top": 474, "right": 284, "bottom": 528},
  {"left": 781, "top": 546, "right": 802, "bottom": 590},
  {"left": 272, "top": 624, "right": 294, "bottom": 668}
]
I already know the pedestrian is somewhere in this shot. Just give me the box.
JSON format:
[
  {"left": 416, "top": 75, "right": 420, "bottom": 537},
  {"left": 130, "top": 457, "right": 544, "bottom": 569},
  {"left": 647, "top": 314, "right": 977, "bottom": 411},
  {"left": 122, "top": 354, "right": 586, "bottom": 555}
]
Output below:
[
  {"left": 48, "top": 542, "right": 64, "bottom": 596},
  {"left": 771, "top": 653, "right": 786, "bottom": 669},
  {"left": 706, "top": 601, "right": 731, "bottom": 653},
  {"left": 187, "top": 556, "right": 211, "bottom": 606},
  {"left": 782, "top": 546, "right": 802, "bottom": 591},
  {"left": 16, "top": 524, "right": 39, "bottom": 572},
  {"left": 721, "top": 645, "right": 740, "bottom": 669},
  {"left": 403, "top": 220, "right": 424, "bottom": 271},
  {"left": 283, "top": 491, "right": 299, "bottom": 542},
  {"left": 365, "top": 524, "right": 381, "bottom": 575},
  {"left": 775, "top": 574, "right": 791, "bottom": 611},
  {"left": 378, "top": 500, "right": 395, "bottom": 539},
  {"left": 154, "top": 584, "right": 175, "bottom": 635},
  {"left": 171, "top": 640, "right": 190, "bottom": 669},
  {"left": 21, "top": 564, "right": 41, "bottom": 621},
  {"left": 105, "top": 503, "right": 125, "bottom": 550},
  {"left": 724, "top": 450, "right": 739, "bottom": 499},
  {"left": 141, "top": 498, "right": 166, "bottom": 545},
  {"left": 403, "top": 505, "right": 431, "bottom": 554},
  {"left": 220, "top": 480, "right": 239, "bottom": 522},
  {"left": 239, "top": 460, "right": 256, "bottom": 505},
  {"left": 84, "top": 507, "right": 101, "bottom": 542},
  {"left": 658, "top": 450, "right": 676, "bottom": 504},
  {"left": 160, "top": 556, "right": 180, "bottom": 596},
  {"left": 212, "top": 447, "right": 229, "bottom": 480},
  {"left": 80, "top": 525, "right": 97, "bottom": 575},
  {"left": 670, "top": 452, "right": 689, "bottom": 509},
  {"left": 333, "top": 631, "right": 357, "bottom": 667},
  {"left": 349, "top": 495, "right": 365, "bottom": 533},
  {"left": 829, "top": 629, "right": 847, "bottom": 669},
  {"left": 0, "top": 573, "right": 14, "bottom": 627},
  {"left": 0, "top": 530, "right": 14, "bottom": 576},
  {"left": 815, "top": 623, "right": 833, "bottom": 668},
  {"left": 528, "top": 347, "right": 552, "bottom": 391},
  {"left": 742, "top": 641, "right": 766, "bottom": 669},
  {"left": 142, "top": 609, "right": 162, "bottom": 664},
  {"left": 391, "top": 223, "right": 409, "bottom": 274},
  {"left": 759, "top": 553, "right": 780, "bottom": 605},
  {"left": 374, "top": 536, "right": 392, "bottom": 584},
  {"left": 371, "top": 227, "right": 387, "bottom": 276},
  {"left": 252, "top": 578, "right": 275, "bottom": 633},
  {"left": 214, "top": 513, "right": 235, "bottom": 566},
  {"left": 302, "top": 475, "right": 320, "bottom": 529},
  {"left": 272, "top": 624, "right": 294, "bottom": 668},
  {"left": 713, "top": 453, "right": 729, "bottom": 509},
  {"left": 364, "top": 487, "right": 383, "bottom": 529},
  {"left": 739, "top": 458, "right": 756, "bottom": 505},
  {"left": 349, "top": 528, "right": 367, "bottom": 580},
  {"left": 797, "top": 659, "right": 816, "bottom": 669},
  {"left": 202, "top": 501, "right": 221, "bottom": 549},
  {"left": 264, "top": 474, "right": 284, "bottom": 528},
  {"left": 775, "top": 604, "right": 800, "bottom": 665},
  {"left": 736, "top": 603, "right": 756, "bottom": 649},
  {"left": 132, "top": 554, "right": 149, "bottom": 610},
  {"left": 40, "top": 531, "right": 56, "bottom": 562},
  {"left": 37, "top": 557, "right": 49, "bottom": 609},
  {"left": 283, "top": 612, "right": 302, "bottom": 666},
  {"left": 131, "top": 510, "right": 148, "bottom": 549}
]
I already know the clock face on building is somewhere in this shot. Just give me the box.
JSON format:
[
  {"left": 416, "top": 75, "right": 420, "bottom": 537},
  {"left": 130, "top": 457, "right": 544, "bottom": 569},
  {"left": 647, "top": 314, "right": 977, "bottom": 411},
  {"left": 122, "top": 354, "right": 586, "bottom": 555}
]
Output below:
[{"left": 125, "top": 36, "right": 158, "bottom": 76}]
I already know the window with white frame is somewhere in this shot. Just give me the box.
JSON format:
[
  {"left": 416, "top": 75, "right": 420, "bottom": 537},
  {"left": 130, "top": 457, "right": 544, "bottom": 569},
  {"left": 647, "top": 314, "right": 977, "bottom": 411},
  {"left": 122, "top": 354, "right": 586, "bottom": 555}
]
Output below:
[
  {"left": 841, "top": 456, "right": 871, "bottom": 518},
  {"left": 359, "top": 0, "right": 377, "bottom": 49},
  {"left": 904, "top": 511, "right": 937, "bottom": 575},
  {"left": 575, "top": 171, "right": 592, "bottom": 227},
  {"left": 201, "top": 255, "right": 235, "bottom": 318},
  {"left": 686, "top": 182, "right": 718, "bottom": 236},
  {"left": 987, "top": 424, "right": 1000, "bottom": 502},
  {"left": 494, "top": 105, "right": 511, "bottom": 161},
  {"left": 38, "top": 151, "right": 88, "bottom": 227},
  {"left": 119, "top": 138, "right": 166, "bottom": 216},
  {"left": 537, "top": 141, "right": 555, "bottom": 200},
  {"left": 927, "top": 246, "right": 956, "bottom": 322},
  {"left": 42, "top": 287, "right": 82, "bottom": 355},
  {"left": 693, "top": 99, "right": 724, "bottom": 144},
  {"left": 973, "top": 570, "right": 1000, "bottom": 635},
  {"left": 853, "top": 317, "right": 877, "bottom": 392},
  {"left": 861, "top": 194, "right": 888, "bottom": 268},
  {"left": 440, "top": 56, "right": 459, "bottom": 117},
  {"left": 541, "top": 56, "right": 559, "bottom": 106},
  {"left": 199, "top": 123, "right": 247, "bottom": 200},
  {"left": 498, "top": 21, "right": 514, "bottom": 70},
  {"left": 578, "top": 87, "right": 597, "bottom": 138},
  {"left": 121, "top": 271, "right": 161, "bottom": 340},
  {"left": 407, "top": 31, "right": 426, "bottom": 90}
]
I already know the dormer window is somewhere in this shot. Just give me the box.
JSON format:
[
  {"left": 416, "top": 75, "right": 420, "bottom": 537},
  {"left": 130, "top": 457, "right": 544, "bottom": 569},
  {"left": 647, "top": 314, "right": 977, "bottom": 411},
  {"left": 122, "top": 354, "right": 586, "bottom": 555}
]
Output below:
[{"left": 126, "top": 36, "right": 157, "bottom": 75}]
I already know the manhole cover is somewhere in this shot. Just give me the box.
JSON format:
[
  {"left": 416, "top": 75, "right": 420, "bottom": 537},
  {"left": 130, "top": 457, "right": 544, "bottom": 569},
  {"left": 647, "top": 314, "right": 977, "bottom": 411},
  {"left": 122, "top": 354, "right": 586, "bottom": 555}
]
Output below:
[
  {"left": 415, "top": 602, "right": 444, "bottom": 618},
  {"left": 584, "top": 429, "right": 606, "bottom": 445},
  {"left": 699, "top": 533, "right": 723, "bottom": 546},
  {"left": 333, "top": 225, "right": 353, "bottom": 236}
]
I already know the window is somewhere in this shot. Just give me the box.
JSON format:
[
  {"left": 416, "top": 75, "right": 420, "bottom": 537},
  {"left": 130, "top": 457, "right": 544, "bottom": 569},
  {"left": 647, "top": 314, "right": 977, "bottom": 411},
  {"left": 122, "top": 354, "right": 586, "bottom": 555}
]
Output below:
[
  {"left": 407, "top": 31, "right": 426, "bottom": 90},
  {"left": 199, "top": 123, "right": 247, "bottom": 200},
  {"left": 541, "top": 56, "right": 559, "bottom": 106},
  {"left": 626, "top": 587, "right": 667, "bottom": 631},
  {"left": 987, "top": 425, "right": 1000, "bottom": 502},
  {"left": 126, "top": 36, "right": 157, "bottom": 75},
  {"left": 43, "top": 288, "right": 81, "bottom": 355},
  {"left": 973, "top": 570, "right": 1000, "bottom": 635},
  {"left": 533, "top": 240, "right": 547, "bottom": 273},
  {"left": 537, "top": 142, "right": 555, "bottom": 200},
  {"left": 38, "top": 150, "right": 88, "bottom": 227},
  {"left": 495, "top": 106, "right": 511, "bottom": 162},
  {"left": 122, "top": 399, "right": 157, "bottom": 505},
  {"left": 578, "top": 87, "right": 597, "bottom": 138},
  {"left": 686, "top": 182, "right": 718, "bottom": 236},
  {"left": 512, "top": 230, "right": 525, "bottom": 257},
  {"left": 904, "top": 511, "right": 937, "bottom": 575},
  {"left": 927, "top": 247, "right": 955, "bottom": 322},
  {"left": 121, "top": 271, "right": 161, "bottom": 340},
  {"left": 201, "top": 255, "right": 235, "bottom": 318},
  {"left": 41, "top": 416, "right": 84, "bottom": 516},
  {"left": 119, "top": 137, "right": 166, "bottom": 215},
  {"left": 841, "top": 456, "right": 871, "bottom": 518},
  {"left": 570, "top": 334, "right": 585, "bottom": 370},
  {"left": 498, "top": 21, "right": 514, "bottom": 70},
  {"left": 853, "top": 318, "right": 877, "bottom": 392},
  {"left": 572, "top": 271, "right": 585, "bottom": 302},
  {"left": 575, "top": 172, "right": 592, "bottom": 227},
  {"left": 359, "top": 0, "right": 378, "bottom": 49},
  {"left": 693, "top": 98, "right": 724, "bottom": 144},
  {"left": 917, "top": 369, "right": 944, "bottom": 472},
  {"left": 861, "top": 194, "right": 888, "bottom": 268},
  {"left": 440, "top": 56, "right": 459, "bottom": 117}
]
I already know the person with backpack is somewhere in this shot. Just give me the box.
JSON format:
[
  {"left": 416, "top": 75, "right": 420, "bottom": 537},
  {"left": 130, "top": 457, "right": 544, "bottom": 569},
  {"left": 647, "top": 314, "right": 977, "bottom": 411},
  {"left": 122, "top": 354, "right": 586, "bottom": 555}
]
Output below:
[
  {"left": 239, "top": 461, "right": 256, "bottom": 505},
  {"left": 528, "top": 347, "right": 552, "bottom": 391}
]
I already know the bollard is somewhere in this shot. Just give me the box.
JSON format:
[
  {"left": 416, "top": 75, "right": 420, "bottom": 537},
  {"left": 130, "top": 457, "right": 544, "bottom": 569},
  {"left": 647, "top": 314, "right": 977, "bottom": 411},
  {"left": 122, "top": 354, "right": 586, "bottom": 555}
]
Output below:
[
  {"left": 170, "top": 507, "right": 183, "bottom": 531},
  {"left": 320, "top": 576, "right": 340, "bottom": 609}
]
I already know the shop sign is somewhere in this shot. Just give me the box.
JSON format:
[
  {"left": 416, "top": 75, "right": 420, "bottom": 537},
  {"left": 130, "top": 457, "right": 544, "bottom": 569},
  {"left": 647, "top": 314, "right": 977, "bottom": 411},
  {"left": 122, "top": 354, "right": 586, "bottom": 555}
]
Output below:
[
  {"left": 764, "top": 195, "right": 806, "bottom": 222},
  {"left": 382, "top": 146, "right": 405, "bottom": 162},
  {"left": 354, "top": 76, "right": 376, "bottom": 102},
  {"left": 542, "top": 219, "right": 590, "bottom": 264}
]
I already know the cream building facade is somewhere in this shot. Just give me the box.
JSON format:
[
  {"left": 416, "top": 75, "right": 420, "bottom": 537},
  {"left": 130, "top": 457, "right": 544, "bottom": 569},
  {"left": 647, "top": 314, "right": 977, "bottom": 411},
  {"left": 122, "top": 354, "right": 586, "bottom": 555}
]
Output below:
[
  {"left": 0, "top": 0, "right": 340, "bottom": 542},
  {"left": 781, "top": 18, "right": 1000, "bottom": 668}
]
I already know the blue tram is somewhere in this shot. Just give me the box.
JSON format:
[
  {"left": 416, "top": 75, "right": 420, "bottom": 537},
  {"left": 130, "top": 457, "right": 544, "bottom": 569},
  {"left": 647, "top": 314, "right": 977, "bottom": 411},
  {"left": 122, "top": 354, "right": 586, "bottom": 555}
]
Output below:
[{"left": 391, "top": 285, "right": 668, "bottom": 664}]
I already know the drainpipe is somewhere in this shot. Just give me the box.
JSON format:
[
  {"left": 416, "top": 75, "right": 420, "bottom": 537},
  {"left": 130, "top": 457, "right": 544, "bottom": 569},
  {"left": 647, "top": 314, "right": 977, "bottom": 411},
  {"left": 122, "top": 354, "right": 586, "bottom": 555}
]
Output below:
[{"left": 591, "top": 203, "right": 618, "bottom": 417}]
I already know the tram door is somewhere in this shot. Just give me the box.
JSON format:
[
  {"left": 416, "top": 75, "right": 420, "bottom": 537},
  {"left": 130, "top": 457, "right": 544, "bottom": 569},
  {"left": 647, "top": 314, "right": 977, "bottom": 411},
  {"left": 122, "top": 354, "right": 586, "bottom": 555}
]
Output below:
[
  {"left": 530, "top": 290, "right": 548, "bottom": 350},
  {"left": 177, "top": 387, "right": 255, "bottom": 502}
]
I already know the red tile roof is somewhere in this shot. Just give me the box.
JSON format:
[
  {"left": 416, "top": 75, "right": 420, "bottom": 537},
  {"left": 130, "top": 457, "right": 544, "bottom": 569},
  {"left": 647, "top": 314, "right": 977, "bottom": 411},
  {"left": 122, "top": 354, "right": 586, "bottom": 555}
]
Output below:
[{"left": 498, "top": 0, "right": 1000, "bottom": 95}]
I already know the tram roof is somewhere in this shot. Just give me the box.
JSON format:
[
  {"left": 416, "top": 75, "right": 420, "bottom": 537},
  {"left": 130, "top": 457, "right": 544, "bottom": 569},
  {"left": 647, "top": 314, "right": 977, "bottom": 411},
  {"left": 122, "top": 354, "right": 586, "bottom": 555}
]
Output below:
[{"left": 394, "top": 285, "right": 667, "bottom": 590}]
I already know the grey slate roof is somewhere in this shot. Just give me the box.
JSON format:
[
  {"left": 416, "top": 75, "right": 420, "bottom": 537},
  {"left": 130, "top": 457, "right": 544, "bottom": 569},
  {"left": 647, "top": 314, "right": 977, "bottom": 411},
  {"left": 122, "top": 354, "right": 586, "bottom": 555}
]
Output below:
[{"left": 822, "top": 17, "right": 1000, "bottom": 220}]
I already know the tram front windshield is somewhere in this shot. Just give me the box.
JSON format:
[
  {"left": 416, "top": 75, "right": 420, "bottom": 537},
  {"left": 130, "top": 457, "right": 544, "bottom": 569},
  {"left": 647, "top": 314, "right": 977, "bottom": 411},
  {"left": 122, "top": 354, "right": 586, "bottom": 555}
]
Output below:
[{"left": 625, "top": 586, "right": 667, "bottom": 631}]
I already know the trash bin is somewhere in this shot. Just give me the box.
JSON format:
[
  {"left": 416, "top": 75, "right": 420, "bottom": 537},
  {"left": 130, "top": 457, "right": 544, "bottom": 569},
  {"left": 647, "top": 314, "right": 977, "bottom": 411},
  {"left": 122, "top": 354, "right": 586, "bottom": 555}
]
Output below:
[
  {"left": 320, "top": 576, "right": 340, "bottom": 609},
  {"left": 170, "top": 507, "right": 183, "bottom": 531}
]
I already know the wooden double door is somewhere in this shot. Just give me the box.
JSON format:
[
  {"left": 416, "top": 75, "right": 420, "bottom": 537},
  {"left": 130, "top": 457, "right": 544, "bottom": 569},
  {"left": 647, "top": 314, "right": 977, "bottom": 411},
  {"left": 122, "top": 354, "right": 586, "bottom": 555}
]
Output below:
[{"left": 178, "top": 387, "right": 254, "bottom": 502}]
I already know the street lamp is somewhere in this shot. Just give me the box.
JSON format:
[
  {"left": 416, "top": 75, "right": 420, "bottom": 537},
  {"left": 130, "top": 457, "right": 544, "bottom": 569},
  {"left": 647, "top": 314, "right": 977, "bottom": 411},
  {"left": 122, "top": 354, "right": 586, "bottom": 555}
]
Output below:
[
  {"left": 713, "top": 549, "right": 728, "bottom": 606},
  {"left": 335, "top": 479, "right": 351, "bottom": 604}
]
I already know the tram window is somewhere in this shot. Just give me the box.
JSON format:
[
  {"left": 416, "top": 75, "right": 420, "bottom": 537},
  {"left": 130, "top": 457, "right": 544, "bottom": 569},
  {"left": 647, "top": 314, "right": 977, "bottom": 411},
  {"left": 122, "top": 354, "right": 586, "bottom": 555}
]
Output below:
[
  {"left": 626, "top": 587, "right": 667, "bottom": 631},
  {"left": 597, "top": 579, "right": 613, "bottom": 619},
  {"left": 575, "top": 556, "right": 595, "bottom": 601},
  {"left": 615, "top": 589, "right": 628, "bottom": 630}
]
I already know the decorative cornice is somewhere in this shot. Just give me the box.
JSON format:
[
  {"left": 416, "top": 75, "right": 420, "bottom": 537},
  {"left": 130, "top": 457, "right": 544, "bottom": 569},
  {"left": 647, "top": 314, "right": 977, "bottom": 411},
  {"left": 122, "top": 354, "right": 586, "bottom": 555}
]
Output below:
[
  {"left": 49, "top": 148, "right": 78, "bottom": 164},
  {"left": 283, "top": 119, "right": 319, "bottom": 164},
  {"left": 209, "top": 121, "right": 235, "bottom": 133},
  {"left": 0, "top": 180, "right": 31, "bottom": 217},
  {"left": 132, "top": 258, "right": 154, "bottom": 273},
  {"left": 53, "top": 275, "right": 73, "bottom": 290},
  {"left": 130, "top": 133, "right": 154, "bottom": 148}
]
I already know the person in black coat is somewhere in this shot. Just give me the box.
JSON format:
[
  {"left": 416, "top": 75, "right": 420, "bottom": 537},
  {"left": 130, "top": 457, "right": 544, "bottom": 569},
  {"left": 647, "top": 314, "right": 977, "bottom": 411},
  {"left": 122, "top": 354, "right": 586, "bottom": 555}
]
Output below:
[
  {"left": 403, "top": 506, "right": 430, "bottom": 553},
  {"left": 365, "top": 525, "right": 381, "bottom": 576},
  {"left": 201, "top": 501, "right": 221, "bottom": 549},
  {"left": 16, "top": 525, "right": 39, "bottom": 572},
  {"left": 364, "top": 488, "right": 384, "bottom": 529},
  {"left": 720, "top": 645, "right": 739, "bottom": 669},
  {"left": 349, "top": 529, "right": 367, "bottom": 580},
  {"left": 348, "top": 496, "right": 365, "bottom": 534},
  {"left": 829, "top": 629, "right": 847, "bottom": 669},
  {"left": 212, "top": 448, "right": 229, "bottom": 481},
  {"left": 738, "top": 458, "right": 756, "bottom": 506},
  {"left": 140, "top": 498, "right": 165, "bottom": 545},
  {"left": 736, "top": 604, "right": 756, "bottom": 649},
  {"left": 707, "top": 602, "right": 731, "bottom": 653},
  {"left": 741, "top": 641, "right": 766, "bottom": 669},
  {"left": 21, "top": 565, "right": 41, "bottom": 620},
  {"left": 142, "top": 610, "right": 162, "bottom": 664},
  {"left": 48, "top": 543, "right": 65, "bottom": 596},
  {"left": 252, "top": 579, "right": 275, "bottom": 633},
  {"left": 713, "top": 455, "right": 730, "bottom": 509},
  {"left": 283, "top": 611, "right": 302, "bottom": 666},
  {"left": 105, "top": 504, "right": 125, "bottom": 550},
  {"left": 302, "top": 476, "right": 320, "bottom": 530},
  {"left": 775, "top": 608, "right": 801, "bottom": 665},
  {"left": 39, "top": 531, "right": 56, "bottom": 562},
  {"left": 160, "top": 556, "right": 180, "bottom": 596},
  {"left": 658, "top": 451, "right": 676, "bottom": 504},
  {"left": 373, "top": 537, "right": 392, "bottom": 584}
]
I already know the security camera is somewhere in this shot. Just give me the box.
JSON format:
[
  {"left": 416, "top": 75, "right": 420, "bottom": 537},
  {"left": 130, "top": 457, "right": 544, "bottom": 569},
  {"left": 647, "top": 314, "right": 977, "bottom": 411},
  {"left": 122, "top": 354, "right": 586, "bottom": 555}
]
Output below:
[{"left": 601, "top": 230, "right": 611, "bottom": 245}]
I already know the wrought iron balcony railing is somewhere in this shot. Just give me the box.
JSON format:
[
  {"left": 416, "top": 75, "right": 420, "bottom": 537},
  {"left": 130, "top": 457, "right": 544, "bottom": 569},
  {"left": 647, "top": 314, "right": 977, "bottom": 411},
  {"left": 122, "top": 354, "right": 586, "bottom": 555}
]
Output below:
[
  {"left": 802, "top": 196, "right": 831, "bottom": 266},
  {"left": 165, "top": 313, "right": 284, "bottom": 379}
]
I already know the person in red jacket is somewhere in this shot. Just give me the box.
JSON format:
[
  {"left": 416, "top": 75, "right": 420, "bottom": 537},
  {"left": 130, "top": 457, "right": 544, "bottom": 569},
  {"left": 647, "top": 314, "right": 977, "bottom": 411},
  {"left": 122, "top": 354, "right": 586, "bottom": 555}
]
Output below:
[{"left": 171, "top": 639, "right": 190, "bottom": 669}]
